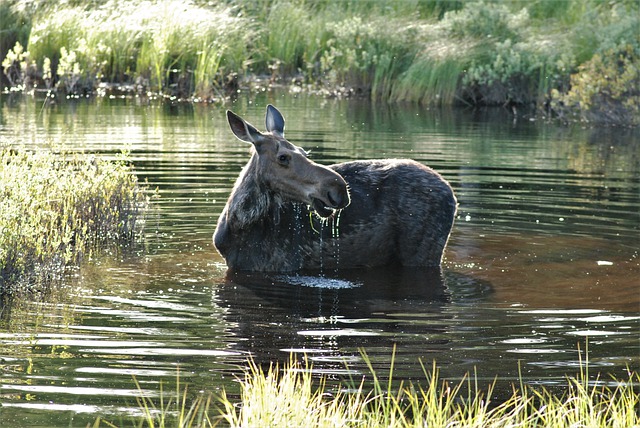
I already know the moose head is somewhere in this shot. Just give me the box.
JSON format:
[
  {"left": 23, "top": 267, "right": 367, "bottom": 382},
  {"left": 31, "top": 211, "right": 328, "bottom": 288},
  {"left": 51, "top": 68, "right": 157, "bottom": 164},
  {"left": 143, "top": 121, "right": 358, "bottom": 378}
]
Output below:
[{"left": 226, "top": 105, "right": 350, "bottom": 217}]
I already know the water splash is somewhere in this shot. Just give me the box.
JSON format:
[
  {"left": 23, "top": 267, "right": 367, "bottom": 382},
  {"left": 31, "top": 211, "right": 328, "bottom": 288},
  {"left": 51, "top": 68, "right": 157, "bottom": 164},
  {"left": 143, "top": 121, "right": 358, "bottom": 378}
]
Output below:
[{"left": 276, "top": 274, "right": 361, "bottom": 289}]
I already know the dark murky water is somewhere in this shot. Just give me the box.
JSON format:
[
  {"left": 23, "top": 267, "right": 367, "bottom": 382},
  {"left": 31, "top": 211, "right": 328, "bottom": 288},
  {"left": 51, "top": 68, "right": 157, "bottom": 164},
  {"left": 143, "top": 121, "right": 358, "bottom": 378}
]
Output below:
[{"left": 0, "top": 92, "right": 638, "bottom": 427}]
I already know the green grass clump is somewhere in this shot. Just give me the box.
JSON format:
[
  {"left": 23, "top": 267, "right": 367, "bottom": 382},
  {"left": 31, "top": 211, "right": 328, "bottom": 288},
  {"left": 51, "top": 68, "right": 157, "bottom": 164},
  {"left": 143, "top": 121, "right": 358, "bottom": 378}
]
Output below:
[
  {"left": 8, "top": 0, "right": 252, "bottom": 98},
  {"left": 0, "top": 147, "right": 149, "bottom": 295},
  {"left": 114, "top": 347, "right": 639, "bottom": 428},
  {"left": 217, "top": 351, "right": 639, "bottom": 428}
]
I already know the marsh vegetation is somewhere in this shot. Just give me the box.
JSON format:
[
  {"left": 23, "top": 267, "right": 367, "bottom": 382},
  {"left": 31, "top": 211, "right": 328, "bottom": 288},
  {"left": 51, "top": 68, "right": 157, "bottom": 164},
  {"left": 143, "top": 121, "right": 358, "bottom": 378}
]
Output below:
[
  {"left": 1, "top": 0, "right": 638, "bottom": 125},
  {"left": 104, "top": 348, "right": 640, "bottom": 428},
  {"left": 0, "top": 94, "right": 637, "bottom": 427},
  {"left": 0, "top": 147, "right": 149, "bottom": 297}
]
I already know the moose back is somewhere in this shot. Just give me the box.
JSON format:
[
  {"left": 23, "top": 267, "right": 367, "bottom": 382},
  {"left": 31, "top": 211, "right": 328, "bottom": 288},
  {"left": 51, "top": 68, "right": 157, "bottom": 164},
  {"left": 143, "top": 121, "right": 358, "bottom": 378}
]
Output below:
[{"left": 214, "top": 105, "right": 457, "bottom": 272}]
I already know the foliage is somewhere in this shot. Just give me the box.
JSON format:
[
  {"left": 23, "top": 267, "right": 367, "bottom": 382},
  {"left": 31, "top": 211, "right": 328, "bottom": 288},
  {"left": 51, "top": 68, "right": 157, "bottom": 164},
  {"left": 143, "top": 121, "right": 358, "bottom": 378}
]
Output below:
[
  {"left": 550, "top": 44, "right": 640, "bottom": 126},
  {"left": 0, "top": 148, "right": 149, "bottom": 295},
  {"left": 0, "top": 0, "right": 32, "bottom": 86},
  {"left": 1, "top": 0, "right": 639, "bottom": 123},
  {"left": 318, "top": 15, "right": 416, "bottom": 98},
  {"left": 461, "top": 38, "right": 568, "bottom": 106},
  {"left": 1, "top": 41, "right": 30, "bottom": 88},
  {"left": 7, "top": 0, "right": 252, "bottom": 97},
  {"left": 108, "top": 347, "right": 639, "bottom": 427},
  {"left": 441, "top": 1, "right": 527, "bottom": 41}
]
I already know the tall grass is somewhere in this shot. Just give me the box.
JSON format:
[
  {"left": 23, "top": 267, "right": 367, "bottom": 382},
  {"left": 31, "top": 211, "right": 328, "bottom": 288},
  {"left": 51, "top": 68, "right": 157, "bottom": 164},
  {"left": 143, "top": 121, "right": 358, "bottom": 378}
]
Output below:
[
  {"left": 393, "top": 56, "right": 466, "bottom": 105},
  {"left": 0, "top": 147, "right": 149, "bottom": 296},
  {"left": 120, "top": 346, "right": 639, "bottom": 428},
  {"left": 219, "top": 349, "right": 639, "bottom": 427},
  {"left": 0, "top": 1, "right": 31, "bottom": 87},
  {"left": 2, "top": 0, "right": 638, "bottom": 122},
  {"left": 10, "top": 0, "right": 252, "bottom": 98},
  {"left": 131, "top": 370, "right": 215, "bottom": 428}
]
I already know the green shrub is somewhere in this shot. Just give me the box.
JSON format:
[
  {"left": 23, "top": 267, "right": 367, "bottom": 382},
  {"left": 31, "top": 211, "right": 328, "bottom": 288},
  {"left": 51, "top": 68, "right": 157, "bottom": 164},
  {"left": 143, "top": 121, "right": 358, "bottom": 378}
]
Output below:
[
  {"left": 0, "top": 0, "right": 32, "bottom": 87},
  {"left": 1, "top": 41, "right": 30, "bottom": 88},
  {"left": 550, "top": 44, "right": 640, "bottom": 126},
  {"left": 2, "top": 0, "right": 639, "bottom": 123},
  {"left": 441, "top": 1, "right": 528, "bottom": 42},
  {"left": 461, "top": 38, "right": 571, "bottom": 105},
  {"left": 569, "top": 0, "right": 640, "bottom": 64},
  {"left": 318, "top": 15, "right": 416, "bottom": 97},
  {"left": 0, "top": 148, "right": 149, "bottom": 295}
]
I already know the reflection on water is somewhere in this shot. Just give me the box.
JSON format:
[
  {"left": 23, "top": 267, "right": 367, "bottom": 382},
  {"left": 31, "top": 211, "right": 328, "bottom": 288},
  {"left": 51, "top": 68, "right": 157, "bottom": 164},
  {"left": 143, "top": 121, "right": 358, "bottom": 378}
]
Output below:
[{"left": 0, "top": 92, "right": 638, "bottom": 426}]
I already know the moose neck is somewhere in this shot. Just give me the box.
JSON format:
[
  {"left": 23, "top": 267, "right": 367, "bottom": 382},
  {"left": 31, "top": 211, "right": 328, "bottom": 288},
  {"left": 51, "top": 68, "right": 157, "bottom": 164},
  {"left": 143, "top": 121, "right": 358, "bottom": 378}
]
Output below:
[{"left": 226, "top": 153, "right": 285, "bottom": 230}]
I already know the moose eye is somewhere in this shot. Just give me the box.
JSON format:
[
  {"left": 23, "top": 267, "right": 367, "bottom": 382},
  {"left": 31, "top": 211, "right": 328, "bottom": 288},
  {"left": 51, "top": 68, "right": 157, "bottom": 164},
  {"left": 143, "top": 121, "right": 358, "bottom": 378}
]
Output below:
[{"left": 277, "top": 154, "right": 290, "bottom": 166}]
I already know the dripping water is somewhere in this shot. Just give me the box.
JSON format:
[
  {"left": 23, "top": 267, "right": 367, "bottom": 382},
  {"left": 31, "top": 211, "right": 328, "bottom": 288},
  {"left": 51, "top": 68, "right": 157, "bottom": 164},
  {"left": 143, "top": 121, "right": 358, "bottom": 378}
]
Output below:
[
  {"left": 292, "top": 204, "right": 303, "bottom": 269},
  {"left": 332, "top": 210, "right": 342, "bottom": 272},
  {"left": 318, "top": 220, "right": 324, "bottom": 274}
]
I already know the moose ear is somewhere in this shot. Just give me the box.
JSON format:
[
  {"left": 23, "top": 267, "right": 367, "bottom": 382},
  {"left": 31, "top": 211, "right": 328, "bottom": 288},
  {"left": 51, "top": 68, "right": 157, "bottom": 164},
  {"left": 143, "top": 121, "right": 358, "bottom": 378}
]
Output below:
[
  {"left": 227, "top": 110, "right": 264, "bottom": 145},
  {"left": 265, "top": 104, "right": 285, "bottom": 137}
]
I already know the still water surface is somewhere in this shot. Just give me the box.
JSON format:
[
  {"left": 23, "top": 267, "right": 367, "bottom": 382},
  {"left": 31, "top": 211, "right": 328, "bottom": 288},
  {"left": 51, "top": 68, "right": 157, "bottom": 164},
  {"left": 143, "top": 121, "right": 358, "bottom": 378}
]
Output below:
[{"left": 0, "top": 92, "right": 638, "bottom": 426}]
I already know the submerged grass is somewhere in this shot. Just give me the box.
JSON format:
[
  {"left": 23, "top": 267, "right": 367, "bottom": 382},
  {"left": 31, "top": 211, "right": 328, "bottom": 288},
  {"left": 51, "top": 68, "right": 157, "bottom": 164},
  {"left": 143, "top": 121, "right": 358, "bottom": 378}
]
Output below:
[
  {"left": 0, "top": 147, "right": 149, "bottom": 296},
  {"left": 113, "top": 346, "right": 639, "bottom": 427}
]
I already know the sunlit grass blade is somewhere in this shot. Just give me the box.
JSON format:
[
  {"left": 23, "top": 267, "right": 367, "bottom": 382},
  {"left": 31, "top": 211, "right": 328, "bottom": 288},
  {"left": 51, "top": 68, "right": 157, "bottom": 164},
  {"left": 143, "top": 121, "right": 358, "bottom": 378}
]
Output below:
[
  {"left": 213, "top": 347, "right": 639, "bottom": 428},
  {"left": 94, "top": 346, "right": 640, "bottom": 427}
]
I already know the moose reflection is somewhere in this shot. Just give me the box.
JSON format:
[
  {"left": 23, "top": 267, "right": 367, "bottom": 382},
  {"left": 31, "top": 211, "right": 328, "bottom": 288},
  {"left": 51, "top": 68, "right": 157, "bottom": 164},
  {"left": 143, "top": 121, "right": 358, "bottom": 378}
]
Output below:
[{"left": 214, "top": 105, "right": 457, "bottom": 272}]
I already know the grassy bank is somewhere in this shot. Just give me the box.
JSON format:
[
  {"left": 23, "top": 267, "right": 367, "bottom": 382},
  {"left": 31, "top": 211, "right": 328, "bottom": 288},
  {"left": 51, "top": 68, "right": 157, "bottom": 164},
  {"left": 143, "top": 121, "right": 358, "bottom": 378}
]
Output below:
[
  {"left": 0, "top": 147, "right": 148, "bottom": 296},
  {"left": 99, "top": 349, "right": 639, "bottom": 427},
  {"left": 1, "top": 0, "right": 639, "bottom": 125}
]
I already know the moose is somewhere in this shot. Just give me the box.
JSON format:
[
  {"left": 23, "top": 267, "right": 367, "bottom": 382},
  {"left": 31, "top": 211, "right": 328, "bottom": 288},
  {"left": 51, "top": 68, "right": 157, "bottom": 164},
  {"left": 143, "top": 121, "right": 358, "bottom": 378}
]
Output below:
[{"left": 214, "top": 105, "right": 457, "bottom": 272}]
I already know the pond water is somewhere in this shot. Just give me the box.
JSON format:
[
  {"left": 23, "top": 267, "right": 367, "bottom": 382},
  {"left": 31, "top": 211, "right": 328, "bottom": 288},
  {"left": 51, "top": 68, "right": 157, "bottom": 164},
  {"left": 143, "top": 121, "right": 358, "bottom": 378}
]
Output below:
[{"left": 0, "top": 92, "right": 638, "bottom": 427}]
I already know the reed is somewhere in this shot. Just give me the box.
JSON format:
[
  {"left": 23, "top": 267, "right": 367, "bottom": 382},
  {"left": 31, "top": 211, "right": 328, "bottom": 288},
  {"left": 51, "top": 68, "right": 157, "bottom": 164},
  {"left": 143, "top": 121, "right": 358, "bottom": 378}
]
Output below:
[
  {"left": 2, "top": 0, "right": 638, "bottom": 122},
  {"left": 392, "top": 56, "right": 466, "bottom": 105},
  {"left": 131, "top": 370, "right": 215, "bottom": 428},
  {"left": 117, "top": 345, "right": 639, "bottom": 428},
  {"left": 261, "top": 1, "right": 311, "bottom": 75},
  {"left": 17, "top": 0, "right": 252, "bottom": 97},
  {"left": 0, "top": 147, "right": 149, "bottom": 296},
  {"left": 218, "top": 347, "right": 639, "bottom": 428}
]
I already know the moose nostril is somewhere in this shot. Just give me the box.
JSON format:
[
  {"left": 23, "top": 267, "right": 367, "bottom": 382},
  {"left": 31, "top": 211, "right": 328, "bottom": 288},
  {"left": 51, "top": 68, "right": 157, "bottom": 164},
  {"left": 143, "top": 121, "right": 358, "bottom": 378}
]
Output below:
[
  {"left": 327, "top": 188, "right": 349, "bottom": 208},
  {"left": 327, "top": 191, "right": 338, "bottom": 207}
]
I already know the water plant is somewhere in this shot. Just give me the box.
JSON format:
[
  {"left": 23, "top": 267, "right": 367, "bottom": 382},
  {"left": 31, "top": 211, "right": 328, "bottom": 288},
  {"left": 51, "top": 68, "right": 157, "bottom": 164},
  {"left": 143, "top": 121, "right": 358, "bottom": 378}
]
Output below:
[
  {"left": 0, "top": 147, "right": 149, "bottom": 296},
  {"left": 10, "top": 0, "right": 252, "bottom": 97},
  {"left": 0, "top": 0, "right": 31, "bottom": 86},
  {"left": 218, "top": 348, "right": 639, "bottom": 427},
  {"left": 550, "top": 43, "right": 640, "bottom": 126},
  {"left": 111, "top": 345, "right": 639, "bottom": 427},
  {"left": 1, "top": 0, "right": 638, "bottom": 124}
]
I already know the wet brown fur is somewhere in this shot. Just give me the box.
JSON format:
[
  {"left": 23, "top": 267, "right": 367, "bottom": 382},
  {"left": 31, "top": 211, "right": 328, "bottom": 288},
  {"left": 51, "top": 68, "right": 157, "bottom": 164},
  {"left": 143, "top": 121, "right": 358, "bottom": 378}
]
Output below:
[{"left": 214, "top": 105, "right": 457, "bottom": 272}]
